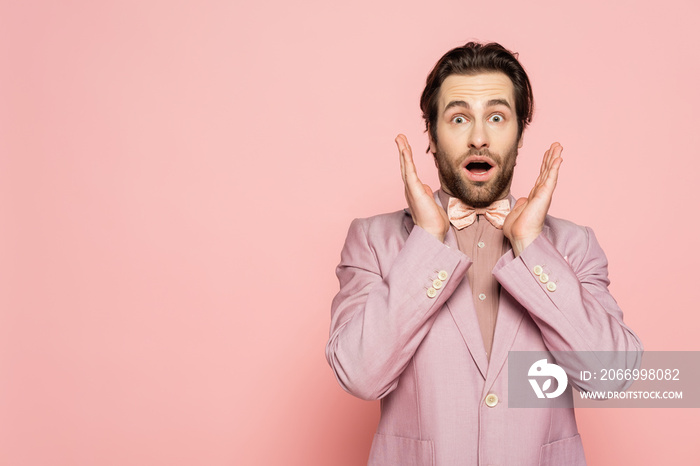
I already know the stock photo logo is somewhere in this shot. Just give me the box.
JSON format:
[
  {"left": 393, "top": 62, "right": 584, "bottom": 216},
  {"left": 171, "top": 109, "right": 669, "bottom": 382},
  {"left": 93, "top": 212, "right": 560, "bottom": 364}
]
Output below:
[{"left": 528, "top": 359, "right": 568, "bottom": 399}]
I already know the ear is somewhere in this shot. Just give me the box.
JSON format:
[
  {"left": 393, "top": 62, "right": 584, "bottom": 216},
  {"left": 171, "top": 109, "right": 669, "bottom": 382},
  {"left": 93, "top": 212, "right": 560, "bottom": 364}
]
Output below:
[
  {"left": 517, "top": 132, "right": 524, "bottom": 149},
  {"left": 428, "top": 126, "right": 437, "bottom": 154}
]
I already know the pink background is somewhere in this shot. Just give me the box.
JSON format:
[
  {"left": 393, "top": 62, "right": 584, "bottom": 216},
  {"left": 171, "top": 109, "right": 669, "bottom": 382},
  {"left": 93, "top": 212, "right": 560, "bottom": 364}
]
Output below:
[{"left": 2, "top": 1, "right": 699, "bottom": 464}]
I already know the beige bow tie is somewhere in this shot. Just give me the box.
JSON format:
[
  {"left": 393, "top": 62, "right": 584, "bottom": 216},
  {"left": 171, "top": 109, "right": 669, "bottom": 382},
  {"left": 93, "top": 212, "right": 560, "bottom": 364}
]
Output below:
[{"left": 447, "top": 197, "right": 511, "bottom": 230}]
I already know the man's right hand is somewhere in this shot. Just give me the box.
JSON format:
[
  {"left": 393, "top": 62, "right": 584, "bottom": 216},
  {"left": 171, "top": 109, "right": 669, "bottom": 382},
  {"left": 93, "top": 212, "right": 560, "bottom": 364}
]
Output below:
[{"left": 396, "top": 134, "right": 449, "bottom": 242}]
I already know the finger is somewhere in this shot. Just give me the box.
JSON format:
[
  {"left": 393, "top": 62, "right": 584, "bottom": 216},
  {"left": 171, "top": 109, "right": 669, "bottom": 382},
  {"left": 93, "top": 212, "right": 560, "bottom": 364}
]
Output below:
[
  {"left": 512, "top": 197, "right": 528, "bottom": 211},
  {"left": 396, "top": 134, "right": 407, "bottom": 182},
  {"left": 543, "top": 145, "right": 563, "bottom": 189},
  {"left": 536, "top": 143, "right": 562, "bottom": 191},
  {"left": 535, "top": 155, "right": 563, "bottom": 202},
  {"left": 396, "top": 135, "right": 427, "bottom": 203},
  {"left": 532, "top": 152, "right": 548, "bottom": 194},
  {"left": 539, "top": 147, "right": 550, "bottom": 178},
  {"left": 536, "top": 144, "right": 556, "bottom": 186},
  {"left": 400, "top": 136, "right": 421, "bottom": 185},
  {"left": 528, "top": 182, "right": 538, "bottom": 200},
  {"left": 545, "top": 143, "right": 562, "bottom": 173},
  {"left": 544, "top": 155, "right": 563, "bottom": 189}
]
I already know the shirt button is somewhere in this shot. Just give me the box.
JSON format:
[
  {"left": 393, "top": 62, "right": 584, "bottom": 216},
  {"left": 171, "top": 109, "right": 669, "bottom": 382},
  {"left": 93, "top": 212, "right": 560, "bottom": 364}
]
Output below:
[
  {"left": 438, "top": 270, "right": 449, "bottom": 281},
  {"left": 485, "top": 393, "right": 499, "bottom": 407},
  {"left": 533, "top": 265, "right": 543, "bottom": 276},
  {"left": 539, "top": 272, "right": 549, "bottom": 283},
  {"left": 426, "top": 287, "right": 437, "bottom": 298},
  {"left": 478, "top": 293, "right": 486, "bottom": 301},
  {"left": 432, "top": 279, "right": 443, "bottom": 290},
  {"left": 478, "top": 241, "right": 485, "bottom": 248},
  {"left": 547, "top": 282, "right": 557, "bottom": 292}
]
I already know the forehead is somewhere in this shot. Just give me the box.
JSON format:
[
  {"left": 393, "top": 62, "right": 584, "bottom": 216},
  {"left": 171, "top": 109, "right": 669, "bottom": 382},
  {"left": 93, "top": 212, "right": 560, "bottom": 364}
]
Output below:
[{"left": 437, "top": 72, "right": 515, "bottom": 109}]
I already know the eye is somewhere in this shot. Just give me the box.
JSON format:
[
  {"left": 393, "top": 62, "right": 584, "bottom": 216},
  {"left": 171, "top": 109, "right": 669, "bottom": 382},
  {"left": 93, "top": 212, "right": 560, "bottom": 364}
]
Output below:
[
  {"left": 452, "top": 116, "right": 467, "bottom": 124},
  {"left": 489, "top": 114, "right": 504, "bottom": 123}
]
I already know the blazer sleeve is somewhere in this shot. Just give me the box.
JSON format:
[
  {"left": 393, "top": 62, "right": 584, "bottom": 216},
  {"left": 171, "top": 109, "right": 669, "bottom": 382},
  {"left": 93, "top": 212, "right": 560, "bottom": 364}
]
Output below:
[
  {"left": 492, "top": 225, "right": 643, "bottom": 391},
  {"left": 325, "top": 217, "right": 470, "bottom": 400}
]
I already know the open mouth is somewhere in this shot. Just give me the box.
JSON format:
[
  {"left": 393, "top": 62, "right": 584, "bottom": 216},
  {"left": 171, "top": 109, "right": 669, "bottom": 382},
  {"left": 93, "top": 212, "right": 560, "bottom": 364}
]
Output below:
[{"left": 466, "top": 161, "right": 493, "bottom": 175}]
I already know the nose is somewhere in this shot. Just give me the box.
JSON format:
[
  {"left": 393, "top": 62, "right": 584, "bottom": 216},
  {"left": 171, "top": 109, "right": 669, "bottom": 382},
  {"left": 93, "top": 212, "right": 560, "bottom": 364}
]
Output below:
[{"left": 468, "top": 120, "right": 489, "bottom": 150}]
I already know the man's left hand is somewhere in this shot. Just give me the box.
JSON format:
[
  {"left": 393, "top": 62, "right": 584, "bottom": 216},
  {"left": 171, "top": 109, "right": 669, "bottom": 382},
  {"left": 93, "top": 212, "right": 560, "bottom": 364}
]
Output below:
[{"left": 503, "top": 142, "right": 563, "bottom": 257}]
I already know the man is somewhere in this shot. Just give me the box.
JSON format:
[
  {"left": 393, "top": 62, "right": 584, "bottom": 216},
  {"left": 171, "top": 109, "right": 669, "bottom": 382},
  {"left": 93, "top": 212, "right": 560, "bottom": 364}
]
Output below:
[{"left": 326, "top": 42, "right": 642, "bottom": 466}]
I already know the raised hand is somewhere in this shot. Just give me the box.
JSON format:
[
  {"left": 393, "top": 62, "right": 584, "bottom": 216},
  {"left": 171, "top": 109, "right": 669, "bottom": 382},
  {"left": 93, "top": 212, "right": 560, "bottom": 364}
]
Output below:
[
  {"left": 396, "top": 134, "right": 449, "bottom": 242},
  {"left": 503, "top": 142, "right": 563, "bottom": 256}
]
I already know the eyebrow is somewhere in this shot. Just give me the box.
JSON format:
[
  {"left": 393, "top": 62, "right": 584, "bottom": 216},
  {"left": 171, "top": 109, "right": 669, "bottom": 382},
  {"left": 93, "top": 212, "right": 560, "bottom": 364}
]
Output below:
[{"left": 443, "top": 99, "right": 512, "bottom": 114}]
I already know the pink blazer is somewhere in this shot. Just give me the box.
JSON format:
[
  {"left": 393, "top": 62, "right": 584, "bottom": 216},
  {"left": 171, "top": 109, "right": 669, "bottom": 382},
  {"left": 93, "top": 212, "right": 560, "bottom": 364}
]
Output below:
[{"left": 326, "top": 197, "right": 642, "bottom": 466}]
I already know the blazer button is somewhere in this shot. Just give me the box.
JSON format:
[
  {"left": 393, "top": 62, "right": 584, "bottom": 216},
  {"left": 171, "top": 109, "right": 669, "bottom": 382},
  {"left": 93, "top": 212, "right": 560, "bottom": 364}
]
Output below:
[
  {"left": 426, "top": 287, "right": 437, "bottom": 298},
  {"left": 485, "top": 393, "right": 499, "bottom": 407},
  {"left": 539, "top": 272, "right": 549, "bottom": 283},
  {"left": 432, "top": 278, "right": 443, "bottom": 290},
  {"left": 438, "top": 270, "right": 449, "bottom": 281},
  {"left": 533, "top": 265, "right": 543, "bottom": 276},
  {"left": 547, "top": 281, "right": 557, "bottom": 292}
]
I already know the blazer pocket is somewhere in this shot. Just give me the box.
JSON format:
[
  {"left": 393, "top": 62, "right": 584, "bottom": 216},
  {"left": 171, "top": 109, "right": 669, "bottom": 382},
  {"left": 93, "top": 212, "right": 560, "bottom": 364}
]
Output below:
[
  {"left": 539, "top": 434, "right": 586, "bottom": 466},
  {"left": 368, "top": 433, "right": 435, "bottom": 466}
]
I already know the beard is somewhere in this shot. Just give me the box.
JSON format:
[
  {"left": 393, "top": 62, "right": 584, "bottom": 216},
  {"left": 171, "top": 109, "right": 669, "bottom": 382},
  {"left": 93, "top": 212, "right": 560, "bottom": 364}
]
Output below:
[{"left": 435, "top": 142, "right": 518, "bottom": 208}]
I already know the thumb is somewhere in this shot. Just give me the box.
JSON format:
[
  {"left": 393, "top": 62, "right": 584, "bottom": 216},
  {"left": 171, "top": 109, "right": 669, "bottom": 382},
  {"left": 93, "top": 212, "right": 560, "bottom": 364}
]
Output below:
[{"left": 513, "top": 197, "right": 527, "bottom": 211}]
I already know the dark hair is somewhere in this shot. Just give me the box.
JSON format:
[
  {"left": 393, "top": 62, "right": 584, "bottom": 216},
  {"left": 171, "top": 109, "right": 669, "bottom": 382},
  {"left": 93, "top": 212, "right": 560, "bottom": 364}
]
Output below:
[{"left": 420, "top": 42, "right": 534, "bottom": 151}]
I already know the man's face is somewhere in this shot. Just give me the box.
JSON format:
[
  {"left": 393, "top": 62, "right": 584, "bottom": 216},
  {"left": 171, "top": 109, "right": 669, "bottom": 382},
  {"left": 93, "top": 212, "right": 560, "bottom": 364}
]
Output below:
[{"left": 430, "top": 72, "right": 523, "bottom": 208}]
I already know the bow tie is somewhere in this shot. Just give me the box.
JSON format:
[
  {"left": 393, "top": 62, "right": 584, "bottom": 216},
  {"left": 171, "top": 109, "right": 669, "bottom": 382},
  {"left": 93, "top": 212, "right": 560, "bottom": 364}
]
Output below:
[{"left": 447, "top": 197, "right": 511, "bottom": 230}]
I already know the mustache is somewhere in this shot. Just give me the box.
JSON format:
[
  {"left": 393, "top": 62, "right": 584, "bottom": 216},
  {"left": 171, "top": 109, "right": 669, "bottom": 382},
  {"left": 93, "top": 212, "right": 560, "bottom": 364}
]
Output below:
[
  {"left": 458, "top": 148, "right": 501, "bottom": 164},
  {"left": 466, "top": 148, "right": 494, "bottom": 157}
]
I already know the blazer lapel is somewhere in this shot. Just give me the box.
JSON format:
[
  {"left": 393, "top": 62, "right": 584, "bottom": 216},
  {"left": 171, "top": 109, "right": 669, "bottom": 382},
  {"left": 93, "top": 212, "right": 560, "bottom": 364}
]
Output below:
[
  {"left": 404, "top": 191, "right": 500, "bottom": 379},
  {"left": 483, "top": 223, "right": 554, "bottom": 391},
  {"left": 403, "top": 198, "right": 489, "bottom": 379},
  {"left": 444, "top": 266, "right": 489, "bottom": 380},
  {"left": 404, "top": 192, "right": 554, "bottom": 390},
  {"left": 438, "top": 192, "right": 489, "bottom": 379},
  {"left": 483, "top": 287, "right": 525, "bottom": 392}
]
